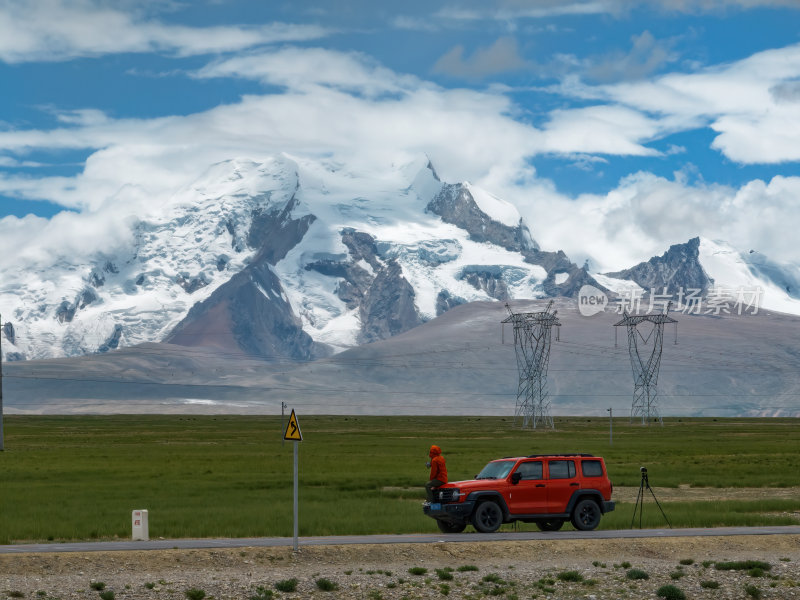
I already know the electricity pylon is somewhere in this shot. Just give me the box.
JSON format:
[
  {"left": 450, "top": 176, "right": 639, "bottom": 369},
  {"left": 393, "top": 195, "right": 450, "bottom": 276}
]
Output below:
[
  {"left": 614, "top": 303, "right": 677, "bottom": 425},
  {"left": 502, "top": 301, "right": 561, "bottom": 429}
]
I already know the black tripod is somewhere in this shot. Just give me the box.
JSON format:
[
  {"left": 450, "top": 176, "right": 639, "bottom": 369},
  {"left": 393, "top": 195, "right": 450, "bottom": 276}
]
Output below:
[{"left": 631, "top": 467, "right": 671, "bottom": 529}]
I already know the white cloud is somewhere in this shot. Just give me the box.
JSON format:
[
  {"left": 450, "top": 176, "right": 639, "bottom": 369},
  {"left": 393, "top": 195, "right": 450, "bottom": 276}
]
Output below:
[
  {"left": 435, "top": 0, "right": 799, "bottom": 22},
  {"left": 0, "top": 0, "right": 330, "bottom": 63},
  {"left": 551, "top": 42, "right": 800, "bottom": 164}
]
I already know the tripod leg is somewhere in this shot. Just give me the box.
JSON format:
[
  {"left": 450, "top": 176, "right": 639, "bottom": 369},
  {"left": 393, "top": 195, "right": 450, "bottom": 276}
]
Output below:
[
  {"left": 647, "top": 485, "right": 672, "bottom": 529},
  {"left": 631, "top": 479, "right": 645, "bottom": 529}
]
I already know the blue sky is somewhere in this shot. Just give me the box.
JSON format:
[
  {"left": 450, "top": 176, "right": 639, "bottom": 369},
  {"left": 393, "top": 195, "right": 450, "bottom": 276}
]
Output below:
[{"left": 2, "top": 0, "right": 800, "bottom": 270}]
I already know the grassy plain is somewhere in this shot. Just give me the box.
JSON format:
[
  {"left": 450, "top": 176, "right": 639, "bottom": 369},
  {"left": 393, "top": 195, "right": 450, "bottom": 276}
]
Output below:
[{"left": 0, "top": 415, "right": 798, "bottom": 543}]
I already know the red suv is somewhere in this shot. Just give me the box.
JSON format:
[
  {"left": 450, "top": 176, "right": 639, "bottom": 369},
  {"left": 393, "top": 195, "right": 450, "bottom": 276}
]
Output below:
[{"left": 423, "top": 453, "right": 614, "bottom": 533}]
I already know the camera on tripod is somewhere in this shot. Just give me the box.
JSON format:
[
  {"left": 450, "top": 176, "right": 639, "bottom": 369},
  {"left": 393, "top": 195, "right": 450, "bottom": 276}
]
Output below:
[{"left": 631, "top": 465, "right": 670, "bottom": 529}]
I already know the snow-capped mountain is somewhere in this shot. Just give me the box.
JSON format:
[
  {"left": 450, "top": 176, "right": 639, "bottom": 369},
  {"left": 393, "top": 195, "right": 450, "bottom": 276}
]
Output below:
[
  {"left": 595, "top": 236, "right": 800, "bottom": 315},
  {"left": 0, "top": 154, "right": 590, "bottom": 361}
]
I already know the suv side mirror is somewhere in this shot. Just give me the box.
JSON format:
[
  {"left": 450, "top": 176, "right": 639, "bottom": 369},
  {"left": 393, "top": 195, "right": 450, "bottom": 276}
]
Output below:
[{"left": 511, "top": 472, "right": 522, "bottom": 484}]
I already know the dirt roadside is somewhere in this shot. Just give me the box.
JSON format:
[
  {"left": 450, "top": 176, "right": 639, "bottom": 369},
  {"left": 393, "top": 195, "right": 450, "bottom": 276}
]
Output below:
[{"left": 2, "top": 535, "right": 800, "bottom": 599}]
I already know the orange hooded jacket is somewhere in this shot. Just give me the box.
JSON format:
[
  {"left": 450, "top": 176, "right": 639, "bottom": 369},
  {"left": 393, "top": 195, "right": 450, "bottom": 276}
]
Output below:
[{"left": 428, "top": 445, "right": 448, "bottom": 483}]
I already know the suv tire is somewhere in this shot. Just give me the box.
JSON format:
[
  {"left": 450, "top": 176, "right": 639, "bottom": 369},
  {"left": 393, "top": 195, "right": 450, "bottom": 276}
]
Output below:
[
  {"left": 436, "top": 520, "right": 467, "bottom": 534},
  {"left": 571, "top": 498, "right": 601, "bottom": 531},
  {"left": 535, "top": 519, "right": 564, "bottom": 531},
  {"left": 472, "top": 500, "right": 503, "bottom": 533}
]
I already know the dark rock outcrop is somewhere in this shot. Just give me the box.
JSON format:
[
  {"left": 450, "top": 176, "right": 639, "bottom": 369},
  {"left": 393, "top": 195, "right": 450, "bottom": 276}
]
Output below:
[
  {"left": 427, "top": 183, "right": 538, "bottom": 253},
  {"left": 605, "top": 237, "right": 711, "bottom": 293},
  {"left": 305, "top": 228, "right": 423, "bottom": 344}
]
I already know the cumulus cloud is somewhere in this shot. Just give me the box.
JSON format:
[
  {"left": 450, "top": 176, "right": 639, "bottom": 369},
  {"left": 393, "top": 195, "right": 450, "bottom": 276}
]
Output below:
[{"left": 0, "top": 0, "right": 330, "bottom": 63}]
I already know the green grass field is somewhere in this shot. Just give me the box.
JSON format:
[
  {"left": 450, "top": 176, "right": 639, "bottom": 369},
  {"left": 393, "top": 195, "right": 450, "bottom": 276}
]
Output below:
[{"left": 0, "top": 415, "right": 798, "bottom": 543}]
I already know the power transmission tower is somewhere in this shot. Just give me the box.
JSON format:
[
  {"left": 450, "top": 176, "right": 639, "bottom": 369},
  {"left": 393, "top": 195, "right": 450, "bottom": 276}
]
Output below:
[
  {"left": 502, "top": 301, "right": 561, "bottom": 429},
  {"left": 614, "top": 303, "right": 677, "bottom": 426}
]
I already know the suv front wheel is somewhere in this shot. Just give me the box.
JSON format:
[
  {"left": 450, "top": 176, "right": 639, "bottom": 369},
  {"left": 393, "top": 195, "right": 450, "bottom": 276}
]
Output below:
[
  {"left": 472, "top": 500, "right": 503, "bottom": 533},
  {"left": 436, "top": 520, "right": 467, "bottom": 534},
  {"left": 571, "top": 498, "right": 601, "bottom": 530},
  {"left": 535, "top": 519, "right": 564, "bottom": 531}
]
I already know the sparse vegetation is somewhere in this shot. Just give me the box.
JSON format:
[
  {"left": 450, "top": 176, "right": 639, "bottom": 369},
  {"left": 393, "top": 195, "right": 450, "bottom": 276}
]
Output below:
[
  {"left": 435, "top": 568, "right": 454, "bottom": 580},
  {"left": 184, "top": 589, "right": 205, "bottom": 600},
  {"left": 98, "top": 591, "right": 115, "bottom": 600},
  {"left": 274, "top": 578, "right": 298, "bottom": 593},
  {"left": 700, "top": 580, "right": 720, "bottom": 589},
  {"left": 249, "top": 586, "right": 274, "bottom": 600},
  {"left": 408, "top": 567, "right": 427, "bottom": 576},
  {"left": 89, "top": 582, "right": 105, "bottom": 591},
  {"left": 679, "top": 558, "right": 694, "bottom": 565},
  {"left": 656, "top": 584, "right": 686, "bottom": 599},
  {"left": 716, "top": 560, "right": 771, "bottom": 572},
  {"left": 557, "top": 570, "right": 583, "bottom": 582},
  {"left": 315, "top": 578, "right": 338, "bottom": 592},
  {"left": 745, "top": 583, "right": 763, "bottom": 599},
  {"left": 626, "top": 568, "right": 649, "bottom": 580},
  {"left": 457, "top": 565, "right": 479, "bottom": 572}
]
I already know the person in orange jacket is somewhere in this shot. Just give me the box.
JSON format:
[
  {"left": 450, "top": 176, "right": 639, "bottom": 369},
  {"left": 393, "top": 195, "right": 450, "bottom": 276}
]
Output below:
[{"left": 425, "top": 444, "right": 448, "bottom": 502}]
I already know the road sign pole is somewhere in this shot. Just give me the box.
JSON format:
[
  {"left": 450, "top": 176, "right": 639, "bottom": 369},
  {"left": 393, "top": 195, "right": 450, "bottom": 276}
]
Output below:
[{"left": 293, "top": 440, "right": 299, "bottom": 552}]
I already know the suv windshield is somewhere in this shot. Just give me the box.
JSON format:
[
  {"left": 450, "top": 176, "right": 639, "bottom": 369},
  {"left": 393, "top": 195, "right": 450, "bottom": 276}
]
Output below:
[{"left": 476, "top": 460, "right": 515, "bottom": 480}]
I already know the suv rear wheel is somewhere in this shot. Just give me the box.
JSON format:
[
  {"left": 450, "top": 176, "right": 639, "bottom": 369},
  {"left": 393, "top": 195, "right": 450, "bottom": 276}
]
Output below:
[
  {"left": 436, "top": 520, "right": 467, "bottom": 534},
  {"left": 472, "top": 500, "right": 503, "bottom": 533},
  {"left": 535, "top": 519, "right": 564, "bottom": 531},
  {"left": 571, "top": 498, "right": 601, "bottom": 530}
]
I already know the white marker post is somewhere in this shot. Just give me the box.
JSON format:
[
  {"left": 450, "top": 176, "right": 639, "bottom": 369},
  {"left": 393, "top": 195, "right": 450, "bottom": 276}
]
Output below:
[
  {"left": 283, "top": 409, "right": 303, "bottom": 552},
  {"left": 132, "top": 509, "right": 149, "bottom": 541}
]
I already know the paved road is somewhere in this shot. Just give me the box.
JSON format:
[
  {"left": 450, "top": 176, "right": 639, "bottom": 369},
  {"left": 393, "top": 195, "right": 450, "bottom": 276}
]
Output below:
[{"left": 2, "top": 526, "right": 800, "bottom": 554}]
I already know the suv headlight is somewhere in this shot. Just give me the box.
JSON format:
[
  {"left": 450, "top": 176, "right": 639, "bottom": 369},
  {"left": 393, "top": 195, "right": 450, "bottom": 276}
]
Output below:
[{"left": 437, "top": 488, "right": 460, "bottom": 502}]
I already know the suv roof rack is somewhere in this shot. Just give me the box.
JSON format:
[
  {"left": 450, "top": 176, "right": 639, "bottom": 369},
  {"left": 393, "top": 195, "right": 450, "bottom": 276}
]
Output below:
[{"left": 526, "top": 453, "right": 595, "bottom": 458}]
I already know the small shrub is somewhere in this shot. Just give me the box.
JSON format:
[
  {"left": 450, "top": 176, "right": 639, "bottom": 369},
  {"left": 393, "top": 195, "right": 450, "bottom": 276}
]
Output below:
[
  {"left": 744, "top": 584, "right": 762, "bottom": 599},
  {"left": 557, "top": 570, "right": 583, "bottom": 582},
  {"left": 679, "top": 558, "right": 694, "bottom": 565},
  {"left": 670, "top": 571, "right": 685, "bottom": 580},
  {"left": 716, "top": 560, "right": 771, "bottom": 572},
  {"left": 439, "top": 583, "right": 450, "bottom": 596},
  {"left": 592, "top": 561, "right": 606, "bottom": 568},
  {"left": 274, "top": 578, "right": 298, "bottom": 593},
  {"left": 7, "top": 593, "right": 25, "bottom": 599},
  {"left": 700, "top": 580, "right": 720, "bottom": 589},
  {"left": 656, "top": 584, "right": 686, "bottom": 600},
  {"left": 482, "top": 573, "right": 506, "bottom": 584},
  {"left": 620, "top": 561, "right": 631, "bottom": 569},
  {"left": 367, "top": 591, "right": 383, "bottom": 600},
  {"left": 408, "top": 567, "right": 427, "bottom": 576},
  {"left": 315, "top": 578, "right": 338, "bottom": 592},
  {"left": 98, "top": 592, "right": 115, "bottom": 600},
  {"left": 249, "top": 586, "right": 274, "bottom": 600},
  {"left": 144, "top": 582, "right": 156, "bottom": 590},
  {"left": 457, "top": 565, "right": 478, "bottom": 572},
  {"left": 702, "top": 560, "right": 713, "bottom": 568},
  {"left": 344, "top": 570, "right": 353, "bottom": 575},
  {"left": 435, "top": 568, "right": 454, "bottom": 581},
  {"left": 626, "top": 569, "right": 649, "bottom": 580},
  {"left": 184, "top": 589, "right": 205, "bottom": 600},
  {"left": 90, "top": 582, "right": 106, "bottom": 591},
  {"left": 749, "top": 567, "right": 766, "bottom": 577}
]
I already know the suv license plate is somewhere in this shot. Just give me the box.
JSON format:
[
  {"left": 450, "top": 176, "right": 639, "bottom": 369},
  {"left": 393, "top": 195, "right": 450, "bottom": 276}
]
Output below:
[{"left": 430, "top": 503, "right": 442, "bottom": 510}]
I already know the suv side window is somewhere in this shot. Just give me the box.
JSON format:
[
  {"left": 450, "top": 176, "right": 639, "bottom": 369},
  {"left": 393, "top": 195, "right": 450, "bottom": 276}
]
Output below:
[
  {"left": 582, "top": 460, "right": 604, "bottom": 477},
  {"left": 548, "top": 460, "right": 576, "bottom": 479},
  {"left": 515, "top": 461, "right": 543, "bottom": 480}
]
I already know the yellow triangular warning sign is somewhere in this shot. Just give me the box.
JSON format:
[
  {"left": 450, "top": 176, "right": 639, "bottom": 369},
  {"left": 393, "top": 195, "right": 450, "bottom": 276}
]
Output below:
[{"left": 283, "top": 409, "right": 303, "bottom": 441}]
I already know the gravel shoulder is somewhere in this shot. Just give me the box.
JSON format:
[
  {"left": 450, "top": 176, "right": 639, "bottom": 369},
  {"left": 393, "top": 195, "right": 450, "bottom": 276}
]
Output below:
[{"left": 2, "top": 535, "right": 800, "bottom": 599}]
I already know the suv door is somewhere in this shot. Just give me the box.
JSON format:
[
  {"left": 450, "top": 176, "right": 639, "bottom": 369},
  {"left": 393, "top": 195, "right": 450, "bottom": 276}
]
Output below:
[
  {"left": 508, "top": 460, "right": 547, "bottom": 514},
  {"left": 544, "top": 459, "right": 578, "bottom": 513}
]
